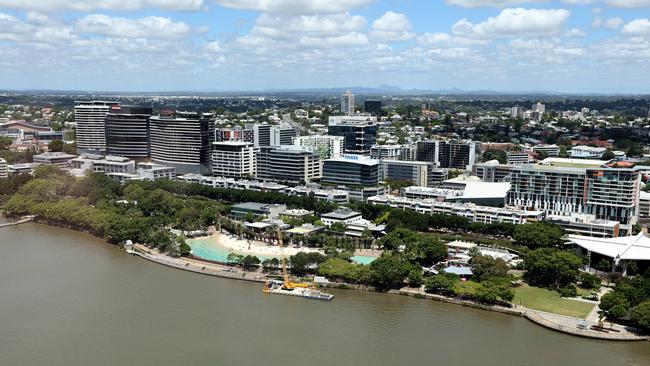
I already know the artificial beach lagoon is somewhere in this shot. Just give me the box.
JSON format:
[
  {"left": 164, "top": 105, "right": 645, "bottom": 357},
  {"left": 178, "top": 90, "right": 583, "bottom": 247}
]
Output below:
[{"left": 187, "top": 232, "right": 378, "bottom": 264}]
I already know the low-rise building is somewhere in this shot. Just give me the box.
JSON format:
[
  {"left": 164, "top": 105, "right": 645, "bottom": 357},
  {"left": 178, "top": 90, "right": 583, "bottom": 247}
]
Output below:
[
  {"left": 532, "top": 144, "right": 560, "bottom": 157},
  {"left": 321, "top": 208, "right": 363, "bottom": 226},
  {"left": 7, "top": 163, "right": 38, "bottom": 175},
  {"left": 367, "top": 194, "right": 544, "bottom": 225},
  {"left": 33, "top": 152, "right": 77, "bottom": 168},
  {"left": 137, "top": 162, "right": 176, "bottom": 181},
  {"left": 230, "top": 202, "right": 287, "bottom": 220},
  {"left": 570, "top": 146, "right": 607, "bottom": 159},
  {"left": 506, "top": 151, "right": 532, "bottom": 164},
  {"left": 70, "top": 154, "right": 136, "bottom": 175},
  {"left": 546, "top": 214, "right": 620, "bottom": 238}
]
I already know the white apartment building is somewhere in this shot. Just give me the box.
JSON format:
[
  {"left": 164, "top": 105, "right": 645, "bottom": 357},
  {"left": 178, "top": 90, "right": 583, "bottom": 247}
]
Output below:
[
  {"left": 0, "top": 158, "right": 7, "bottom": 178},
  {"left": 570, "top": 146, "right": 607, "bottom": 159},
  {"left": 341, "top": 91, "right": 355, "bottom": 116},
  {"left": 367, "top": 195, "right": 544, "bottom": 225},
  {"left": 293, "top": 135, "right": 344, "bottom": 159},
  {"left": 74, "top": 101, "right": 118, "bottom": 153},
  {"left": 211, "top": 141, "right": 257, "bottom": 178}
]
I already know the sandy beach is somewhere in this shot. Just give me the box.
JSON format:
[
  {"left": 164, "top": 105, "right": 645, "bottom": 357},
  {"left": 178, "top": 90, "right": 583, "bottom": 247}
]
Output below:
[{"left": 197, "top": 232, "right": 322, "bottom": 257}]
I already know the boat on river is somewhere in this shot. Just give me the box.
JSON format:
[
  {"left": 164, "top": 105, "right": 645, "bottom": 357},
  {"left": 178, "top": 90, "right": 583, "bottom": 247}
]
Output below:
[{"left": 263, "top": 279, "right": 334, "bottom": 301}]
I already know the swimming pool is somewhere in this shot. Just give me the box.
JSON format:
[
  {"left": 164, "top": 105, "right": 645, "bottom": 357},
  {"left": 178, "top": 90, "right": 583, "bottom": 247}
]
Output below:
[
  {"left": 188, "top": 238, "right": 280, "bottom": 263},
  {"left": 351, "top": 255, "right": 377, "bottom": 265}
]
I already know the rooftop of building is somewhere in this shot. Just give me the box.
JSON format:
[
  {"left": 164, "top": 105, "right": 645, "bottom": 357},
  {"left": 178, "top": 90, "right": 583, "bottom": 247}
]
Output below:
[
  {"left": 567, "top": 233, "right": 650, "bottom": 261},
  {"left": 232, "top": 202, "right": 286, "bottom": 211},
  {"left": 462, "top": 182, "right": 511, "bottom": 200},
  {"left": 322, "top": 208, "right": 362, "bottom": 219},
  {"left": 540, "top": 157, "right": 607, "bottom": 168},
  {"left": 34, "top": 152, "right": 77, "bottom": 159},
  {"left": 324, "top": 155, "right": 380, "bottom": 166}
]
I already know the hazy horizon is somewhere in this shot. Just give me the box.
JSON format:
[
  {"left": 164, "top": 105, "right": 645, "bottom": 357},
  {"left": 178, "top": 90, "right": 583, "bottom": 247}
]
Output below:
[{"left": 1, "top": 1, "right": 650, "bottom": 93}]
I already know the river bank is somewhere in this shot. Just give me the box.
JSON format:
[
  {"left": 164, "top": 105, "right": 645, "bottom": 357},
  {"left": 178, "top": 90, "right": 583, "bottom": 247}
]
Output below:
[{"left": 125, "top": 242, "right": 648, "bottom": 342}]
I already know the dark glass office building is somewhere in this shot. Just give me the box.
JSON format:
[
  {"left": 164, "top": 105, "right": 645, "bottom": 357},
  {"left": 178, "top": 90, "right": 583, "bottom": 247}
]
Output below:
[
  {"left": 322, "top": 157, "right": 381, "bottom": 186},
  {"left": 105, "top": 105, "right": 153, "bottom": 158},
  {"left": 328, "top": 123, "right": 377, "bottom": 155},
  {"left": 364, "top": 100, "right": 382, "bottom": 116},
  {"left": 149, "top": 110, "right": 215, "bottom": 175}
]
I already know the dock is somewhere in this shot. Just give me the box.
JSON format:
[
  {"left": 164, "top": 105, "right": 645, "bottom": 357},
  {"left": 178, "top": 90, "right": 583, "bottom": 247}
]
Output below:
[{"left": 0, "top": 216, "right": 35, "bottom": 229}]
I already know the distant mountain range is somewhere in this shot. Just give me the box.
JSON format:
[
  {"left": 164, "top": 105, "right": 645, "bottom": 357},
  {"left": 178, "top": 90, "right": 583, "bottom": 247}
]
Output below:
[{"left": 1, "top": 86, "right": 648, "bottom": 97}]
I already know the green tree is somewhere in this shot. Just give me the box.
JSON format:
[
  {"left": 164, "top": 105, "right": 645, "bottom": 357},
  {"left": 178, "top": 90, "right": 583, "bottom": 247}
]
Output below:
[
  {"left": 630, "top": 301, "right": 650, "bottom": 331},
  {"left": 241, "top": 255, "right": 261, "bottom": 269},
  {"left": 470, "top": 255, "right": 509, "bottom": 282},
  {"left": 48, "top": 140, "right": 64, "bottom": 152},
  {"left": 178, "top": 237, "right": 192, "bottom": 256},
  {"left": 523, "top": 248, "right": 582, "bottom": 289},
  {"left": 407, "top": 268, "right": 423, "bottom": 288},
  {"left": 369, "top": 255, "right": 410, "bottom": 290},
  {"left": 424, "top": 273, "right": 460, "bottom": 296},
  {"left": 514, "top": 222, "right": 564, "bottom": 249},
  {"left": 0, "top": 136, "right": 12, "bottom": 150},
  {"left": 601, "top": 150, "right": 616, "bottom": 160},
  {"left": 579, "top": 272, "right": 601, "bottom": 290},
  {"left": 482, "top": 149, "right": 507, "bottom": 164},
  {"left": 227, "top": 252, "right": 243, "bottom": 265}
]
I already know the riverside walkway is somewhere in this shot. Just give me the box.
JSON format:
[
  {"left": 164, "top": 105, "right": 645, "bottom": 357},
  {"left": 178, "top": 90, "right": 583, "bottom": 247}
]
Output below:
[{"left": 125, "top": 243, "right": 267, "bottom": 283}]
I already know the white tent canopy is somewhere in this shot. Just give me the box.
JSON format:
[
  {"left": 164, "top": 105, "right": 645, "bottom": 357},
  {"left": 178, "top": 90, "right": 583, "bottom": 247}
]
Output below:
[{"left": 567, "top": 233, "right": 650, "bottom": 262}]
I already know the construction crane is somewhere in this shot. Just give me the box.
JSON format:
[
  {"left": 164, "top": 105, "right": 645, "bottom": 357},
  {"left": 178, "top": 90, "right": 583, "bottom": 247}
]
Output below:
[{"left": 263, "top": 227, "right": 311, "bottom": 292}]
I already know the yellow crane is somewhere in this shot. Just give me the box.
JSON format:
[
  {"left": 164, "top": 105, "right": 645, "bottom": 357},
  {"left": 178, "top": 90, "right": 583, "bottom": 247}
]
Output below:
[{"left": 263, "top": 227, "right": 312, "bottom": 292}]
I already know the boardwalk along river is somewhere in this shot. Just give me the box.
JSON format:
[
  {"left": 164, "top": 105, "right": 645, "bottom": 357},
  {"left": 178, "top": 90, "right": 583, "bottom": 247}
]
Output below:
[{"left": 1, "top": 223, "right": 649, "bottom": 366}]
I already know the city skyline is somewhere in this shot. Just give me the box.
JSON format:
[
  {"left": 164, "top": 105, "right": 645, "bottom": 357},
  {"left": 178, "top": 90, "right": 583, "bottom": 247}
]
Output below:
[{"left": 1, "top": 1, "right": 650, "bottom": 93}]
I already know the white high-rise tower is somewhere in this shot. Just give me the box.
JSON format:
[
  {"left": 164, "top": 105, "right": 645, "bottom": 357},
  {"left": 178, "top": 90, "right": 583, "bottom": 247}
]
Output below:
[{"left": 341, "top": 91, "right": 355, "bottom": 116}]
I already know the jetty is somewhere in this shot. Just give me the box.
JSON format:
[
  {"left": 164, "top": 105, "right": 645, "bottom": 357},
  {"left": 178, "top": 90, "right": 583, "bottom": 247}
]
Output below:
[{"left": 0, "top": 216, "right": 35, "bottom": 228}]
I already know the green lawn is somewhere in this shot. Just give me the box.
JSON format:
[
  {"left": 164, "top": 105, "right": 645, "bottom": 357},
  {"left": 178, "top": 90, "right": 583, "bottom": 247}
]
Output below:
[{"left": 513, "top": 285, "right": 595, "bottom": 318}]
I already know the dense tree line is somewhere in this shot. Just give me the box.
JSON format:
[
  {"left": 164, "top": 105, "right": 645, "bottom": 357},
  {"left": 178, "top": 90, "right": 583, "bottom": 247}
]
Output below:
[
  {"left": 599, "top": 273, "right": 650, "bottom": 332},
  {"left": 128, "top": 179, "right": 338, "bottom": 214}
]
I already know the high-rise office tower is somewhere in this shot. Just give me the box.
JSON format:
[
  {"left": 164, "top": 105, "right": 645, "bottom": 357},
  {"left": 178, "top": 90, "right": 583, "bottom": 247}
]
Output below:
[
  {"left": 253, "top": 123, "right": 295, "bottom": 146},
  {"left": 149, "top": 110, "right": 214, "bottom": 175},
  {"left": 105, "top": 105, "right": 153, "bottom": 158},
  {"left": 75, "top": 101, "right": 119, "bottom": 153},
  {"left": 364, "top": 100, "right": 382, "bottom": 117},
  {"left": 256, "top": 146, "right": 321, "bottom": 184},
  {"left": 341, "top": 91, "right": 355, "bottom": 116},
  {"left": 211, "top": 141, "right": 257, "bottom": 178},
  {"left": 416, "top": 140, "right": 481, "bottom": 170},
  {"left": 328, "top": 116, "right": 378, "bottom": 155}
]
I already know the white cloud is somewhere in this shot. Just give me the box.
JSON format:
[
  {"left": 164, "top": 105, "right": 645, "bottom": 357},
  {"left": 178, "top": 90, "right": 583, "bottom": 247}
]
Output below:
[
  {"left": 76, "top": 15, "right": 191, "bottom": 39},
  {"left": 602, "top": 0, "right": 650, "bottom": 7},
  {"left": 563, "top": 0, "right": 650, "bottom": 6},
  {"left": 565, "top": 28, "right": 587, "bottom": 37},
  {"left": 214, "top": 0, "right": 374, "bottom": 14},
  {"left": 445, "top": 0, "right": 539, "bottom": 7},
  {"left": 370, "top": 11, "right": 414, "bottom": 42},
  {"left": 621, "top": 18, "right": 650, "bottom": 35},
  {"left": 203, "top": 41, "right": 222, "bottom": 52},
  {"left": 452, "top": 8, "right": 571, "bottom": 38},
  {"left": 300, "top": 32, "right": 369, "bottom": 47},
  {"left": 0, "top": 0, "right": 205, "bottom": 12},
  {"left": 254, "top": 13, "right": 366, "bottom": 37},
  {"left": 416, "top": 32, "right": 488, "bottom": 47},
  {"left": 605, "top": 17, "right": 624, "bottom": 29}
]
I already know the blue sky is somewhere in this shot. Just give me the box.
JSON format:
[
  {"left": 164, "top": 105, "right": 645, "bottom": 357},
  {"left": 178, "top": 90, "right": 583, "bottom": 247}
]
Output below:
[{"left": 1, "top": 0, "right": 650, "bottom": 93}]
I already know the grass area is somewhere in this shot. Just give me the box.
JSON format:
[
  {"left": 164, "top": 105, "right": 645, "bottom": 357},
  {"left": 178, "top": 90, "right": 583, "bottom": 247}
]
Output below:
[{"left": 513, "top": 285, "right": 595, "bottom": 318}]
